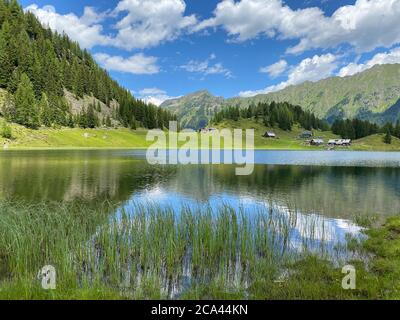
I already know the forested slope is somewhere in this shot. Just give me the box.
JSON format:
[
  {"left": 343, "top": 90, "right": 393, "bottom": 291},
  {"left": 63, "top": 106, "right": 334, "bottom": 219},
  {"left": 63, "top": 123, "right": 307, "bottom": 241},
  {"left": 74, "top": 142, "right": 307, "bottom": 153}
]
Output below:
[{"left": 0, "top": 0, "right": 175, "bottom": 130}]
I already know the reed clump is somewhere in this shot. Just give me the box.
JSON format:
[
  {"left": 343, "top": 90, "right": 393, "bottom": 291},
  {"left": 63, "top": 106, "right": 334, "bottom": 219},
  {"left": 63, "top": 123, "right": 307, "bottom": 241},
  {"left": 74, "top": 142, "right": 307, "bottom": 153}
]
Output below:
[{"left": 0, "top": 200, "right": 395, "bottom": 300}]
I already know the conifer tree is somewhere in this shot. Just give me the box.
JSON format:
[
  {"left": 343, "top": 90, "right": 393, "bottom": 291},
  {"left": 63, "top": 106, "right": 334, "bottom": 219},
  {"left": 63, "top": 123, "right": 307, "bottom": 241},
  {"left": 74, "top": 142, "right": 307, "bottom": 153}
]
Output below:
[
  {"left": 67, "top": 113, "right": 75, "bottom": 128},
  {"left": 0, "top": 27, "right": 12, "bottom": 88},
  {"left": 9, "top": 0, "right": 24, "bottom": 28},
  {"left": 30, "top": 51, "right": 44, "bottom": 97},
  {"left": 105, "top": 116, "right": 112, "bottom": 127},
  {"left": 16, "top": 30, "right": 34, "bottom": 77},
  {"left": 383, "top": 128, "right": 392, "bottom": 144},
  {"left": 394, "top": 120, "right": 400, "bottom": 139},
  {"left": 50, "top": 97, "right": 68, "bottom": 127},
  {"left": 131, "top": 115, "right": 137, "bottom": 130},
  {"left": 0, "top": 0, "right": 8, "bottom": 26},
  {"left": 38, "top": 92, "right": 51, "bottom": 127},
  {"left": 14, "top": 73, "right": 40, "bottom": 129},
  {"left": 78, "top": 109, "right": 87, "bottom": 128},
  {"left": 86, "top": 104, "right": 98, "bottom": 128}
]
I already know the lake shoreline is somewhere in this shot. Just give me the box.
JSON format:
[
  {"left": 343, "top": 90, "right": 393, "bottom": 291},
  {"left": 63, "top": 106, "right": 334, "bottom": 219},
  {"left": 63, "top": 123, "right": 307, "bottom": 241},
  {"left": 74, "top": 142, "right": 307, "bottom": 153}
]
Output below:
[
  {"left": 2, "top": 125, "right": 400, "bottom": 151},
  {"left": 2, "top": 146, "right": 400, "bottom": 152}
]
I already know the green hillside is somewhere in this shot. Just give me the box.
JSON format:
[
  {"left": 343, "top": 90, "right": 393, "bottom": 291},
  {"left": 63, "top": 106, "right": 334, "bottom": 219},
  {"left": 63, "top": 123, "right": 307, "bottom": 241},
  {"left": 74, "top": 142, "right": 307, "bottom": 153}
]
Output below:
[
  {"left": 352, "top": 134, "right": 400, "bottom": 151},
  {"left": 213, "top": 119, "right": 400, "bottom": 151},
  {"left": 0, "top": 118, "right": 341, "bottom": 150},
  {"left": 0, "top": 121, "right": 152, "bottom": 149},
  {"left": 0, "top": 0, "right": 174, "bottom": 131},
  {"left": 1, "top": 118, "right": 399, "bottom": 151},
  {"left": 213, "top": 119, "right": 339, "bottom": 150},
  {"left": 162, "top": 64, "right": 400, "bottom": 128},
  {"left": 230, "top": 64, "right": 400, "bottom": 123}
]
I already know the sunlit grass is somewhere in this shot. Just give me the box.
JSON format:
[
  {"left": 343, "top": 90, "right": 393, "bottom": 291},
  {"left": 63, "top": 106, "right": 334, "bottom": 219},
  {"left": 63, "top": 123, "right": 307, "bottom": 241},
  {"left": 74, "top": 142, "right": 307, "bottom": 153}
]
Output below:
[{"left": 2, "top": 118, "right": 398, "bottom": 151}]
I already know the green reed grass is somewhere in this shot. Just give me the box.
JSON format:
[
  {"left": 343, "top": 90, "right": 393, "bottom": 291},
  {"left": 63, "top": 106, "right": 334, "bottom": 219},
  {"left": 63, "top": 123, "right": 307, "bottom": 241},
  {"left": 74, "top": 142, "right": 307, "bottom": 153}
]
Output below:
[{"left": 0, "top": 199, "right": 395, "bottom": 300}]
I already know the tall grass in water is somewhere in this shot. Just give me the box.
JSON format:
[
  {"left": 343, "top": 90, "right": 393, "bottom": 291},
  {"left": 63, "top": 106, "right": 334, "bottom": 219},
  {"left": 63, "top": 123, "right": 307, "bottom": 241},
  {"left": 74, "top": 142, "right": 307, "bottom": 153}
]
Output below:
[
  {"left": 0, "top": 200, "right": 116, "bottom": 299},
  {"left": 0, "top": 200, "right": 351, "bottom": 299}
]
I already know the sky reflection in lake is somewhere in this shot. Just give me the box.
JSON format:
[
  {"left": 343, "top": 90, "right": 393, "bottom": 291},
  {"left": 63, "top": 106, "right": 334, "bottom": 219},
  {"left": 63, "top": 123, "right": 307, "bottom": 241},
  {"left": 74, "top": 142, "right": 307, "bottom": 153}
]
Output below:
[
  {"left": 0, "top": 149, "right": 397, "bottom": 258},
  {"left": 117, "top": 187, "right": 364, "bottom": 258}
]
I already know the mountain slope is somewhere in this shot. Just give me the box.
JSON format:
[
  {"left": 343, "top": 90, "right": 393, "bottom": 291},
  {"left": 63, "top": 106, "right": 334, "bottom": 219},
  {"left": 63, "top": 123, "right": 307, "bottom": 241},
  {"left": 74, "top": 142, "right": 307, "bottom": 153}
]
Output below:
[
  {"left": 230, "top": 64, "right": 400, "bottom": 122},
  {"left": 161, "top": 90, "right": 224, "bottom": 129},
  {"left": 0, "top": 0, "right": 174, "bottom": 130},
  {"left": 163, "top": 64, "right": 400, "bottom": 128}
]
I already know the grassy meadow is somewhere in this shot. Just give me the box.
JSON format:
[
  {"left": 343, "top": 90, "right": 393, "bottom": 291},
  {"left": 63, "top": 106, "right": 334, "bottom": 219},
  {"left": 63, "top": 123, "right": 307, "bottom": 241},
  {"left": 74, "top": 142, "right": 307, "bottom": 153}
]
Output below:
[
  {"left": 213, "top": 119, "right": 340, "bottom": 150},
  {"left": 0, "top": 122, "right": 152, "bottom": 149},
  {"left": 352, "top": 134, "right": 400, "bottom": 151},
  {"left": 1, "top": 118, "right": 399, "bottom": 151}
]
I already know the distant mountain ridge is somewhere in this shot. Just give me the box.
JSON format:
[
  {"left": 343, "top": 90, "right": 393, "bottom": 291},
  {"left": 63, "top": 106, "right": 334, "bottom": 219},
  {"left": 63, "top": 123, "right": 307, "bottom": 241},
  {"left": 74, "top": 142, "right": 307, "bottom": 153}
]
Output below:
[
  {"left": 161, "top": 90, "right": 224, "bottom": 129},
  {"left": 161, "top": 64, "right": 400, "bottom": 128}
]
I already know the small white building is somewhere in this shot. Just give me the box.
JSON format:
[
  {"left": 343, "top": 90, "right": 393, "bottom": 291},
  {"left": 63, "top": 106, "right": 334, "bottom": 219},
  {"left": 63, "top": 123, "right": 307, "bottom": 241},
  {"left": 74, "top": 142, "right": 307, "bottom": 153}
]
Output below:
[
  {"left": 328, "top": 139, "right": 352, "bottom": 146},
  {"left": 263, "top": 131, "right": 277, "bottom": 138},
  {"left": 343, "top": 139, "right": 352, "bottom": 146},
  {"left": 310, "top": 138, "right": 324, "bottom": 146}
]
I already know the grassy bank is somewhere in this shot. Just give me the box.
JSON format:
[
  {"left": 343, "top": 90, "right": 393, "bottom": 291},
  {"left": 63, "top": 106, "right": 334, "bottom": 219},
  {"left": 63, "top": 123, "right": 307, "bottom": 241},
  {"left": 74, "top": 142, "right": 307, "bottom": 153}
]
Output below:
[
  {"left": 215, "top": 119, "right": 400, "bottom": 151},
  {"left": 1, "top": 119, "right": 399, "bottom": 151},
  {"left": 0, "top": 122, "right": 153, "bottom": 149},
  {"left": 214, "top": 119, "right": 340, "bottom": 150},
  {"left": 352, "top": 134, "right": 400, "bottom": 151},
  {"left": 0, "top": 200, "right": 399, "bottom": 300},
  {"left": 1, "top": 119, "right": 332, "bottom": 150}
]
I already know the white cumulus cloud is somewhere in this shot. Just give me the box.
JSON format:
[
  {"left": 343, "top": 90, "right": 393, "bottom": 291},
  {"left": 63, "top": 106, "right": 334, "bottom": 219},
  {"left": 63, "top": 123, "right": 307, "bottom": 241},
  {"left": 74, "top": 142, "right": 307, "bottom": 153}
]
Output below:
[
  {"left": 136, "top": 88, "right": 180, "bottom": 106},
  {"left": 181, "top": 55, "right": 232, "bottom": 78},
  {"left": 113, "top": 0, "right": 197, "bottom": 50},
  {"left": 260, "top": 59, "right": 288, "bottom": 77},
  {"left": 94, "top": 53, "right": 160, "bottom": 75},
  {"left": 26, "top": 0, "right": 197, "bottom": 51},
  {"left": 240, "top": 54, "right": 338, "bottom": 97},
  {"left": 197, "top": 0, "right": 400, "bottom": 54},
  {"left": 25, "top": 4, "right": 111, "bottom": 49},
  {"left": 338, "top": 46, "right": 400, "bottom": 77}
]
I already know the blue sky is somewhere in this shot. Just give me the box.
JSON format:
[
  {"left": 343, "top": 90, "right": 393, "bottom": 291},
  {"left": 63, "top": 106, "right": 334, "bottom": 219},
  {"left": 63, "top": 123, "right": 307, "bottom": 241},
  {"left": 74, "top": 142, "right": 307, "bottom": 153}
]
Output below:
[{"left": 19, "top": 0, "right": 400, "bottom": 104}]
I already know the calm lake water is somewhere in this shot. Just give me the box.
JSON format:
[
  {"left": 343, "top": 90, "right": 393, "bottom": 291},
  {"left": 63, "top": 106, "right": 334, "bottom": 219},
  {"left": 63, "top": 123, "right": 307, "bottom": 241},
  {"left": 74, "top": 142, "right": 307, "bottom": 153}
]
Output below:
[{"left": 1, "top": 149, "right": 399, "bottom": 251}]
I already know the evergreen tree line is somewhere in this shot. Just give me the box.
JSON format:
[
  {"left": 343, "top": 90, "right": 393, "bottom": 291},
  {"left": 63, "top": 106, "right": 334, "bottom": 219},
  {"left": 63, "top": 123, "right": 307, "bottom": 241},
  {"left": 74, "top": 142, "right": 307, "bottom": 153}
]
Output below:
[
  {"left": 213, "top": 100, "right": 400, "bottom": 142},
  {"left": 383, "top": 121, "right": 400, "bottom": 139},
  {"left": 0, "top": 0, "right": 175, "bottom": 129},
  {"left": 212, "top": 102, "right": 329, "bottom": 132},
  {"left": 331, "top": 119, "right": 400, "bottom": 140}
]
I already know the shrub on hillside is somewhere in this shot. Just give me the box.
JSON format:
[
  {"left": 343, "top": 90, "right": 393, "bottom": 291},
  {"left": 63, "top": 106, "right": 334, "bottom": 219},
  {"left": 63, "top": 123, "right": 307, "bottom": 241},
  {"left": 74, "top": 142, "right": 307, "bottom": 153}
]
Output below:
[{"left": 0, "top": 120, "right": 12, "bottom": 139}]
